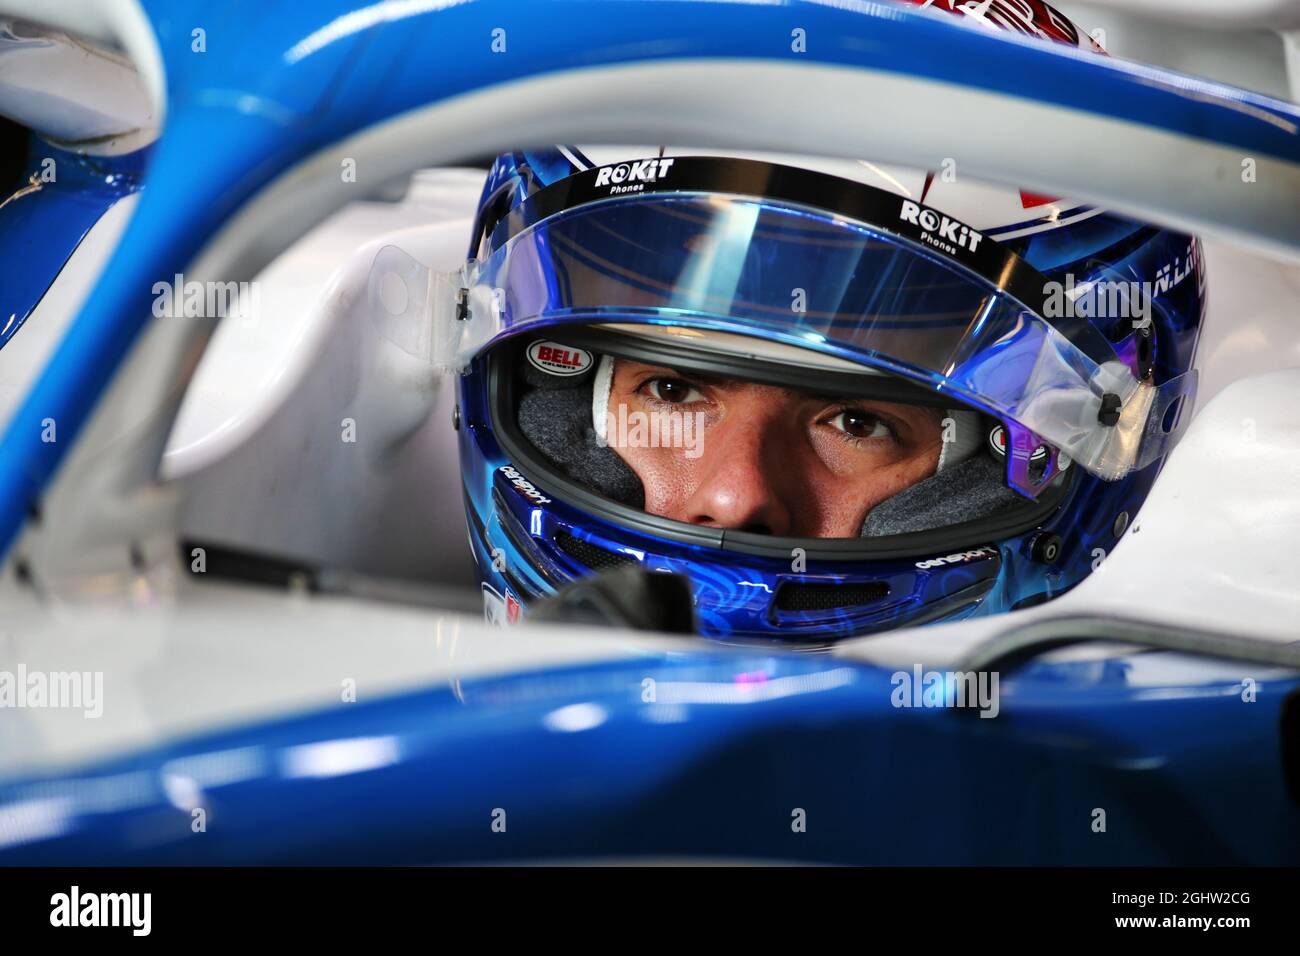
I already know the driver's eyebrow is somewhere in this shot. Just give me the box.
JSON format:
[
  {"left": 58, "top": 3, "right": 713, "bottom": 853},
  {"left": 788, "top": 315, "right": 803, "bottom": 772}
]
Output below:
[
  {"left": 629, "top": 364, "right": 821, "bottom": 398},
  {"left": 624, "top": 363, "right": 732, "bottom": 387},
  {"left": 627, "top": 363, "right": 881, "bottom": 406}
]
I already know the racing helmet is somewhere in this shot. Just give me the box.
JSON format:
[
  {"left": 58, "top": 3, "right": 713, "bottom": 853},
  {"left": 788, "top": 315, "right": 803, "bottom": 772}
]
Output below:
[{"left": 446, "top": 6, "right": 1206, "bottom": 642}]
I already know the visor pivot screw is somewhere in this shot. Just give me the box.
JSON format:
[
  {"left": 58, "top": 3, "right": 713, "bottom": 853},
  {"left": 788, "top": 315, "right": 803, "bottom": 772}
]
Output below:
[
  {"left": 1136, "top": 326, "right": 1155, "bottom": 379},
  {"left": 1112, "top": 511, "right": 1129, "bottom": 538},
  {"left": 452, "top": 404, "right": 461, "bottom": 432},
  {"left": 1030, "top": 532, "right": 1062, "bottom": 565},
  {"left": 1098, "top": 393, "right": 1122, "bottom": 427}
]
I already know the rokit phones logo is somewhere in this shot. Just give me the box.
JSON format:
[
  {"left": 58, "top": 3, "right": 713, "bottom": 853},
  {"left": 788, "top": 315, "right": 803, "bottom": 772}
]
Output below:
[
  {"left": 899, "top": 199, "right": 985, "bottom": 256},
  {"left": 593, "top": 158, "right": 675, "bottom": 195}
]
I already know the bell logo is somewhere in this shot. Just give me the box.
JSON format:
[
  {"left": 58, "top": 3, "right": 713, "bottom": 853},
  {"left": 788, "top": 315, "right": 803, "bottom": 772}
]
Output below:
[
  {"left": 527, "top": 340, "right": 592, "bottom": 376},
  {"left": 899, "top": 200, "right": 985, "bottom": 254},
  {"left": 593, "top": 158, "right": 675, "bottom": 194}
]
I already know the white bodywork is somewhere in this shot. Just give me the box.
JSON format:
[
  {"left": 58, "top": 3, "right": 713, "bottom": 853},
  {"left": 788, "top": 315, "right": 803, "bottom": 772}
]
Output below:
[
  {"left": 0, "top": 19, "right": 156, "bottom": 153},
  {"left": 163, "top": 171, "right": 486, "bottom": 586}
]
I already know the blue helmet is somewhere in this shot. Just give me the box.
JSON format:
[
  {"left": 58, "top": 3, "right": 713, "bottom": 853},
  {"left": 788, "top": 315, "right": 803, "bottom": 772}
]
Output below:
[
  {"left": 447, "top": 3, "right": 1205, "bottom": 642},
  {"left": 448, "top": 139, "right": 1205, "bottom": 642}
]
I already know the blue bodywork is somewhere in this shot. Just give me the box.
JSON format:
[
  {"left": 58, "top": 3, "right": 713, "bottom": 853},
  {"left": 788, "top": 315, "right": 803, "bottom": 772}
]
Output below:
[
  {"left": 0, "top": 142, "right": 147, "bottom": 350},
  {"left": 2, "top": 647, "right": 1296, "bottom": 864},
  {"left": 0, "top": 0, "right": 1298, "bottom": 864}
]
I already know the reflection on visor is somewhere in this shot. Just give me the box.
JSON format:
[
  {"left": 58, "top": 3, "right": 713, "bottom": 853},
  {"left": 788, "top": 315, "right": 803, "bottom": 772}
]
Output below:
[{"left": 381, "top": 189, "right": 1195, "bottom": 495}]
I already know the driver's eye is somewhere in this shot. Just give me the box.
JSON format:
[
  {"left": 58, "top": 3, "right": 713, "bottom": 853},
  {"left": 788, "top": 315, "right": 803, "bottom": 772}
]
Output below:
[
  {"left": 647, "top": 378, "right": 704, "bottom": 404},
  {"left": 829, "top": 409, "right": 891, "bottom": 440}
]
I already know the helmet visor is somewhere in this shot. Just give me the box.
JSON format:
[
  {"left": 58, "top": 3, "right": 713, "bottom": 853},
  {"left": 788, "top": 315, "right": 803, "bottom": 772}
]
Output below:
[
  {"left": 493, "top": 326, "right": 1057, "bottom": 546},
  {"left": 427, "top": 188, "right": 1194, "bottom": 494}
]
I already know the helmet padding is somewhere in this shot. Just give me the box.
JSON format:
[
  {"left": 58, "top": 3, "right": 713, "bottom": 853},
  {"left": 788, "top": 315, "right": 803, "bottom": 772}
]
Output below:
[
  {"left": 518, "top": 381, "right": 646, "bottom": 507},
  {"left": 861, "top": 453, "right": 1023, "bottom": 536},
  {"left": 938, "top": 410, "right": 982, "bottom": 472}
]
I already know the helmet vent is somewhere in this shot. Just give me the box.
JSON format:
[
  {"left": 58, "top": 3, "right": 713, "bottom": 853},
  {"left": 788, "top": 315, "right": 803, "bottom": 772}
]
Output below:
[
  {"left": 555, "top": 530, "right": 640, "bottom": 573},
  {"left": 775, "top": 581, "right": 890, "bottom": 613}
]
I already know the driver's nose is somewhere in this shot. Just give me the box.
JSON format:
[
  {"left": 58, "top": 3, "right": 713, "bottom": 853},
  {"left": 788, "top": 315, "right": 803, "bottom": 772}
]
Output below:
[{"left": 679, "top": 413, "right": 795, "bottom": 536}]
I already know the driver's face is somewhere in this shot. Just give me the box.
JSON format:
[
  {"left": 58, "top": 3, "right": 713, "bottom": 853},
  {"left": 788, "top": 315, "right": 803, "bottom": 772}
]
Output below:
[{"left": 605, "top": 359, "right": 944, "bottom": 538}]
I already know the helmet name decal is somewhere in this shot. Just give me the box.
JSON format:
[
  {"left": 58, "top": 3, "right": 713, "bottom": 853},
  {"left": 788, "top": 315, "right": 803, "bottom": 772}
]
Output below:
[
  {"left": 593, "top": 158, "right": 675, "bottom": 195},
  {"left": 915, "top": 547, "right": 997, "bottom": 570},
  {"left": 499, "top": 465, "right": 552, "bottom": 505},
  {"left": 526, "top": 341, "right": 592, "bottom": 376},
  {"left": 899, "top": 200, "right": 985, "bottom": 254}
]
